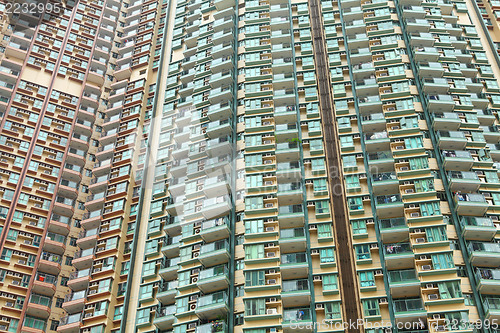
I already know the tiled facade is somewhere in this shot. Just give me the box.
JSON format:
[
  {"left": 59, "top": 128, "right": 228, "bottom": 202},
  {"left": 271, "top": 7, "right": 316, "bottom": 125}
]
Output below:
[{"left": 1, "top": 0, "right": 500, "bottom": 333}]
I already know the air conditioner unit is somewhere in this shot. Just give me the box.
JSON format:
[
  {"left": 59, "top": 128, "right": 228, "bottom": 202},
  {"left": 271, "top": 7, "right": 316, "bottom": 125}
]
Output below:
[
  {"left": 11, "top": 280, "right": 19, "bottom": 285},
  {"left": 311, "top": 249, "right": 319, "bottom": 254},
  {"left": 188, "top": 323, "right": 197, "bottom": 329},
  {"left": 309, "top": 225, "right": 317, "bottom": 230},
  {"left": 420, "top": 255, "right": 428, "bottom": 260},
  {"left": 266, "top": 243, "right": 275, "bottom": 248},
  {"left": 267, "top": 279, "right": 276, "bottom": 285},
  {"left": 270, "top": 328, "right": 277, "bottom": 333},
  {"left": 306, "top": 180, "right": 313, "bottom": 184},
  {"left": 191, "top": 277, "right": 198, "bottom": 283},
  {"left": 23, "top": 240, "right": 31, "bottom": 245},
  {"left": 433, "top": 314, "right": 441, "bottom": 319},
  {"left": 405, "top": 189, "right": 414, "bottom": 194},
  {"left": 375, "top": 270, "right": 383, "bottom": 275},
  {"left": 367, "top": 219, "right": 374, "bottom": 224},
  {"left": 265, "top": 203, "right": 273, "bottom": 208},
  {"left": 422, "top": 265, "right": 432, "bottom": 270},
  {"left": 268, "top": 297, "right": 277, "bottom": 302},
  {"left": 314, "top": 275, "right": 322, "bottom": 281},
  {"left": 267, "top": 218, "right": 274, "bottom": 223},
  {"left": 370, "top": 243, "right": 378, "bottom": 249},
  {"left": 307, "top": 201, "right": 315, "bottom": 206},
  {"left": 266, "top": 195, "right": 273, "bottom": 199},
  {"left": 93, "top": 267, "right": 102, "bottom": 273},
  {"left": 266, "top": 227, "right": 275, "bottom": 232},
  {"left": 409, "top": 204, "right": 416, "bottom": 208},
  {"left": 84, "top": 313, "right": 93, "bottom": 318},
  {"left": 267, "top": 308, "right": 277, "bottom": 314},
  {"left": 428, "top": 294, "right": 439, "bottom": 300},
  {"left": 415, "top": 238, "right": 426, "bottom": 243},
  {"left": 266, "top": 252, "right": 276, "bottom": 257},
  {"left": 413, "top": 229, "right": 422, "bottom": 233},
  {"left": 379, "top": 298, "right": 387, "bottom": 304},
  {"left": 410, "top": 213, "right": 420, "bottom": 218},
  {"left": 264, "top": 160, "right": 273, "bottom": 164},
  {"left": 88, "top": 290, "right": 97, "bottom": 295},
  {"left": 0, "top": 326, "right": 7, "bottom": 331},
  {"left": 400, "top": 167, "right": 409, "bottom": 171},
  {"left": 193, "top": 252, "right": 200, "bottom": 257},
  {"left": 190, "top": 295, "right": 198, "bottom": 301},
  {"left": 5, "top": 302, "right": 13, "bottom": 307},
  {"left": 268, "top": 269, "right": 276, "bottom": 274},
  {"left": 316, "top": 303, "right": 324, "bottom": 309}
]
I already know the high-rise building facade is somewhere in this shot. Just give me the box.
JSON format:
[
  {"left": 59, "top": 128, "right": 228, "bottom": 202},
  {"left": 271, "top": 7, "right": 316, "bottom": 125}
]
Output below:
[{"left": 2, "top": 0, "right": 500, "bottom": 332}]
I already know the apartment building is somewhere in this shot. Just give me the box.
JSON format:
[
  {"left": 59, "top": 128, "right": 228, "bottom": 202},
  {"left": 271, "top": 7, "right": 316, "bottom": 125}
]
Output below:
[{"left": 0, "top": 0, "right": 500, "bottom": 332}]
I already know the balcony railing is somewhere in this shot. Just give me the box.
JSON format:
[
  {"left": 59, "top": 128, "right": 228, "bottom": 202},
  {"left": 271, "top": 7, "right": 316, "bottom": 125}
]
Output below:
[
  {"left": 282, "top": 253, "right": 307, "bottom": 264},
  {"left": 393, "top": 298, "right": 424, "bottom": 313},
  {"left": 388, "top": 269, "right": 418, "bottom": 283},
  {"left": 384, "top": 243, "right": 412, "bottom": 255}
]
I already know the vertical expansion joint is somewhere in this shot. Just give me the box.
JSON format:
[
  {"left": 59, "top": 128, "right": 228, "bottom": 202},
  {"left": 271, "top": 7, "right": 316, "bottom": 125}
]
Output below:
[{"left": 307, "top": 0, "right": 363, "bottom": 331}]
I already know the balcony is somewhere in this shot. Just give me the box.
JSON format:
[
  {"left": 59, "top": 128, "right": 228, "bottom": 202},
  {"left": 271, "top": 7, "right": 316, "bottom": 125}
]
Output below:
[
  {"left": 156, "top": 281, "right": 178, "bottom": 304},
  {"left": 153, "top": 305, "right": 176, "bottom": 330},
  {"left": 454, "top": 193, "right": 488, "bottom": 216},
  {"left": 281, "top": 279, "right": 310, "bottom": 306},
  {"left": 161, "top": 235, "right": 181, "bottom": 258},
  {"left": 278, "top": 204, "right": 305, "bottom": 228},
  {"left": 388, "top": 269, "right": 420, "bottom": 298},
  {"left": 282, "top": 308, "right": 313, "bottom": 333},
  {"left": 27, "top": 294, "right": 52, "bottom": 319},
  {"left": 203, "top": 176, "right": 231, "bottom": 198},
  {"left": 39, "top": 252, "right": 62, "bottom": 275},
  {"left": 159, "top": 257, "right": 180, "bottom": 280},
  {"left": 442, "top": 150, "right": 474, "bottom": 171},
  {"left": 198, "top": 265, "right": 229, "bottom": 293},
  {"left": 196, "top": 322, "right": 227, "bottom": 333},
  {"left": 393, "top": 298, "right": 426, "bottom": 324},
  {"left": 195, "top": 291, "right": 229, "bottom": 320},
  {"left": 57, "top": 313, "right": 81, "bottom": 333},
  {"left": 200, "top": 217, "right": 230, "bottom": 243},
  {"left": 379, "top": 218, "right": 409, "bottom": 243},
  {"left": 431, "top": 112, "right": 461, "bottom": 131},
  {"left": 277, "top": 182, "right": 303, "bottom": 204},
  {"left": 375, "top": 194, "right": 404, "bottom": 218},
  {"left": 201, "top": 196, "right": 231, "bottom": 220},
  {"left": 384, "top": 243, "right": 414, "bottom": 270},
  {"left": 199, "top": 239, "right": 230, "bottom": 266},
  {"left": 461, "top": 217, "right": 497, "bottom": 241},
  {"left": 72, "top": 248, "right": 95, "bottom": 270},
  {"left": 277, "top": 161, "right": 302, "bottom": 180},
  {"left": 62, "top": 290, "right": 86, "bottom": 313},
  {"left": 68, "top": 269, "right": 90, "bottom": 291},
  {"left": 468, "top": 242, "right": 500, "bottom": 267},
  {"left": 436, "top": 131, "right": 467, "bottom": 150},
  {"left": 448, "top": 171, "right": 481, "bottom": 192},
  {"left": 426, "top": 94, "right": 455, "bottom": 112},
  {"left": 207, "top": 102, "right": 232, "bottom": 121},
  {"left": 281, "top": 252, "right": 308, "bottom": 279},
  {"left": 371, "top": 172, "right": 398, "bottom": 195},
  {"left": 367, "top": 151, "right": 394, "bottom": 172},
  {"left": 483, "top": 296, "right": 500, "bottom": 321},
  {"left": 476, "top": 268, "right": 500, "bottom": 294},
  {"left": 76, "top": 228, "right": 98, "bottom": 250},
  {"left": 32, "top": 272, "right": 57, "bottom": 296},
  {"left": 279, "top": 227, "right": 306, "bottom": 253},
  {"left": 358, "top": 95, "right": 382, "bottom": 115},
  {"left": 275, "top": 105, "right": 297, "bottom": 123}
]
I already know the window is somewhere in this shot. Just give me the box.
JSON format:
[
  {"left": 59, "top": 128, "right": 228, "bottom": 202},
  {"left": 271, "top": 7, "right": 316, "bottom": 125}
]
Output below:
[
  {"left": 245, "top": 298, "right": 266, "bottom": 316},
  {"left": 362, "top": 299, "right": 380, "bottom": 317},
  {"left": 136, "top": 308, "right": 150, "bottom": 325},
  {"left": 325, "top": 302, "right": 341, "bottom": 319},
  {"left": 352, "top": 220, "right": 367, "bottom": 235},
  {"left": 114, "top": 305, "right": 123, "bottom": 320},
  {"left": 318, "top": 224, "right": 332, "bottom": 238},
  {"left": 245, "top": 244, "right": 264, "bottom": 260},
  {"left": 431, "top": 253, "right": 454, "bottom": 270},
  {"left": 69, "top": 237, "right": 77, "bottom": 246},
  {"left": 245, "top": 270, "right": 265, "bottom": 287},
  {"left": 245, "top": 220, "right": 264, "bottom": 234},
  {"left": 60, "top": 277, "right": 68, "bottom": 286},
  {"left": 50, "top": 320, "right": 59, "bottom": 331},
  {"left": 320, "top": 247, "right": 335, "bottom": 263},
  {"left": 355, "top": 244, "right": 371, "bottom": 260},
  {"left": 437, "top": 281, "right": 462, "bottom": 299},
  {"left": 322, "top": 274, "right": 338, "bottom": 291},
  {"left": 55, "top": 298, "right": 64, "bottom": 308},
  {"left": 65, "top": 256, "right": 73, "bottom": 265},
  {"left": 359, "top": 271, "right": 375, "bottom": 287}
]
